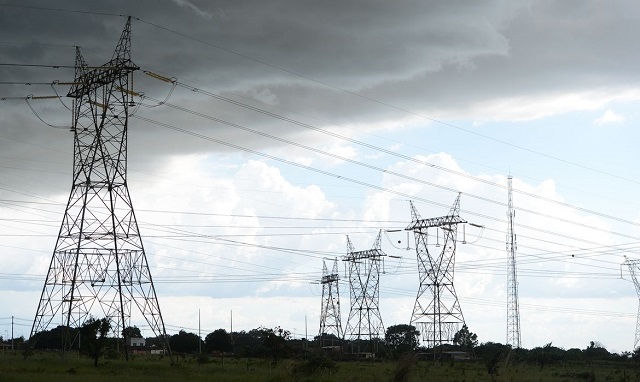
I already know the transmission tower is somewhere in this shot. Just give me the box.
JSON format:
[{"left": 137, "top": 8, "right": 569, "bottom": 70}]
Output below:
[
  {"left": 318, "top": 258, "right": 343, "bottom": 348},
  {"left": 506, "top": 175, "right": 522, "bottom": 348},
  {"left": 343, "top": 231, "right": 386, "bottom": 352},
  {"left": 407, "top": 194, "right": 466, "bottom": 355},
  {"left": 30, "top": 18, "right": 171, "bottom": 359},
  {"left": 623, "top": 258, "right": 640, "bottom": 349}
]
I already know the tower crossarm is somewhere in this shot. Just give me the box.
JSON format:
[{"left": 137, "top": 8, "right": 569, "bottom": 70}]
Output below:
[
  {"left": 67, "top": 58, "right": 139, "bottom": 99},
  {"left": 343, "top": 249, "right": 385, "bottom": 262},
  {"left": 321, "top": 273, "right": 339, "bottom": 284},
  {"left": 406, "top": 215, "right": 466, "bottom": 230}
]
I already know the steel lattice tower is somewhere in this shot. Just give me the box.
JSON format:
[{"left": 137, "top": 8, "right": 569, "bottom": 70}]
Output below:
[
  {"left": 407, "top": 194, "right": 466, "bottom": 354},
  {"left": 623, "top": 258, "right": 640, "bottom": 349},
  {"left": 318, "top": 258, "right": 343, "bottom": 347},
  {"left": 30, "top": 18, "right": 171, "bottom": 359},
  {"left": 343, "top": 232, "right": 385, "bottom": 351},
  {"left": 506, "top": 175, "right": 522, "bottom": 348}
]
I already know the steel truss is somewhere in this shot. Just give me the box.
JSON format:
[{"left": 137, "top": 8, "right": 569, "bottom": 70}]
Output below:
[
  {"left": 30, "top": 18, "right": 171, "bottom": 360},
  {"left": 407, "top": 194, "right": 466, "bottom": 355},
  {"left": 318, "top": 258, "right": 343, "bottom": 347},
  {"left": 623, "top": 258, "right": 640, "bottom": 349},
  {"left": 506, "top": 175, "right": 522, "bottom": 348},
  {"left": 343, "top": 231, "right": 385, "bottom": 352}
]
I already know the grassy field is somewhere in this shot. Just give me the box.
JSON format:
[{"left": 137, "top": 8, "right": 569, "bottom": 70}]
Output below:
[{"left": 0, "top": 351, "right": 638, "bottom": 382}]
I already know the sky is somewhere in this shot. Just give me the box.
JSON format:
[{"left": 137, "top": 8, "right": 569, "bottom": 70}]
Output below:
[{"left": 1, "top": 0, "right": 640, "bottom": 353}]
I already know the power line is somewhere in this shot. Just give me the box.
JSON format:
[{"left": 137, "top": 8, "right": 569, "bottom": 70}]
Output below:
[{"left": 0, "top": 3, "right": 124, "bottom": 17}]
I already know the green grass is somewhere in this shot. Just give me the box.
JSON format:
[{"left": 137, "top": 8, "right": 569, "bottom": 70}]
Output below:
[{"left": 0, "top": 351, "right": 638, "bottom": 382}]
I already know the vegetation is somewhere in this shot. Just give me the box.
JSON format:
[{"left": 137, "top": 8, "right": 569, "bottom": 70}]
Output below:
[
  {"left": 79, "top": 317, "right": 111, "bottom": 367},
  {"left": 1, "top": 348, "right": 639, "bottom": 382},
  {"left": 453, "top": 323, "right": 478, "bottom": 352},
  {"left": 13, "top": 322, "right": 640, "bottom": 381},
  {"left": 385, "top": 324, "right": 420, "bottom": 357}
]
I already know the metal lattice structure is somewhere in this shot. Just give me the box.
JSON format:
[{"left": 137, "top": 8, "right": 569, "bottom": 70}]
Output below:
[
  {"left": 30, "top": 18, "right": 171, "bottom": 359},
  {"left": 506, "top": 175, "right": 522, "bottom": 348},
  {"left": 318, "top": 258, "right": 343, "bottom": 347},
  {"left": 623, "top": 258, "right": 640, "bottom": 349},
  {"left": 343, "top": 231, "right": 385, "bottom": 351},
  {"left": 407, "top": 194, "right": 466, "bottom": 354}
]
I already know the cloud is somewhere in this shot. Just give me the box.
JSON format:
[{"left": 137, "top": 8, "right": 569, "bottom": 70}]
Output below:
[
  {"left": 1, "top": 0, "right": 639, "bottom": 353},
  {"left": 594, "top": 108, "right": 625, "bottom": 126},
  {"left": 171, "top": 0, "right": 213, "bottom": 19}
]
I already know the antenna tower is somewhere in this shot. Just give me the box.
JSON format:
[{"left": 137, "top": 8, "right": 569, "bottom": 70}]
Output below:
[
  {"left": 623, "top": 258, "right": 640, "bottom": 349},
  {"left": 30, "top": 18, "right": 171, "bottom": 359},
  {"left": 343, "top": 231, "right": 386, "bottom": 352},
  {"left": 318, "top": 258, "right": 343, "bottom": 347},
  {"left": 506, "top": 175, "right": 522, "bottom": 348},
  {"left": 407, "top": 194, "right": 466, "bottom": 356}
]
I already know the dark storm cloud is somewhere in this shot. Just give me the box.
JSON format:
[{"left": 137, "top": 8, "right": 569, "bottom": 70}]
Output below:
[{"left": 1, "top": 0, "right": 639, "bottom": 185}]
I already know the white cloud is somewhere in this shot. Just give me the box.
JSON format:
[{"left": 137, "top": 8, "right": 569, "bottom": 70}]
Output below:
[{"left": 594, "top": 108, "right": 625, "bottom": 126}]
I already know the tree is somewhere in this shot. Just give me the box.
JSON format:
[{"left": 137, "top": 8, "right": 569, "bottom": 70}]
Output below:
[
  {"left": 169, "top": 330, "right": 202, "bottom": 353},
  {"left": 385, "top": 324, "right": 420, "bottom": 355},
  {"left": 231, "top": 330, "right": 263, "bottom": 357},
  {"left": 205, "top": 329, "right": 233, "bottom": 363},
  {"left": 259, "top": 326, "right": 291, "bottom": 364},
  {"left": 584, "top": 340, "right": 611, "bottom": 363},
  {"left": 31, "top": 325, "right": 79, "bottom": 350},
  {"left": 453, "top": 324, "right": 478, "bottom": 352},
  {"left": 80, "top": 317, "right": 111, "bottom": 367},
  {"left": 122, "top": 326, "right": 142, "bottom": 339}
]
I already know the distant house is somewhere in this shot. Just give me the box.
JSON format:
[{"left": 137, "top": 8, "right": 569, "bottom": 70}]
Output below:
[{"left": 127, "top": 337, "right": 146, "bottom": 348}]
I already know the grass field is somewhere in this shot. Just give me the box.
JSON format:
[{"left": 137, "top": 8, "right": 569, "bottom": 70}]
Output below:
[{"left": 0, "top": 351, "right": 638, "bottom": 381}]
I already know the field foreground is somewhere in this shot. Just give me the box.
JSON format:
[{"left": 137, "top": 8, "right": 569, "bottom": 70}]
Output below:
[{"left": 0, "top": 351, "right": 638, "bottom": 382}]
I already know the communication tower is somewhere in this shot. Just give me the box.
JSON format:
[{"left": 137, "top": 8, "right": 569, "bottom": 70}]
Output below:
[{"left": 506, "top": 175, "right": 522, "bottom": 348}]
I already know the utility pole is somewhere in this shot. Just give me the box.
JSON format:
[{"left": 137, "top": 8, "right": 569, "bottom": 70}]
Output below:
[
  {"left": 30, "top": 17, "right": 171, "bottom": 360},
  {"left": 318, "top": 258, "right": 343, "bottom": 348},
  {"left": 506, "top": 175, "right": 522, "bottom": 348},
  {"left": 11, "top": 316, "right": 13, "bottom": 351},
  {"left": 343, "top": 231, "right": 386, "bottom": 354},
  {"left": 407, "top": 194, "right": 466, "bottom": 359}
]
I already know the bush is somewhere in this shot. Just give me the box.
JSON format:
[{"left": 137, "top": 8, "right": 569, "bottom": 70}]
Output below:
[
  {"left": 292, "top": 353, "right": 337, "bottom": 379},
  {"left": 391, "top": 352, "right": 418, "bottom": 382}
]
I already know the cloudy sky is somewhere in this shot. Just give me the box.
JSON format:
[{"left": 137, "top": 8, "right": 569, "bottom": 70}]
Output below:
[{"left": 1, "top": 0, "right": 640, "bottom": 352}]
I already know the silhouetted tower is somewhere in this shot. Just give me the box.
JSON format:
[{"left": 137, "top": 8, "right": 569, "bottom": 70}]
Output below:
[
  {"left": 506, "top": 175, "right": 522, "bottom": 348},
  {"left": 30, "top": 18, "right": 171, "bottom": 359},
  {"left": 343, "top": 231, "right": 385, "bottom": 351},
  {"left": 318, "top": 258, "right": 343, "bottom": 347},
  {"left": 407, "top": 194, "right": 466, "bottom": 354},
  {"left": 623, "top": 257, "right": 640, "bottom": 349}
]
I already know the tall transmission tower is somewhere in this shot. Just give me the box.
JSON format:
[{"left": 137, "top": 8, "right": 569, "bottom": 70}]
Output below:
[
  {"left": 30, "top": 18, "right": 171, "bottom": 359},
  {"left": 407, "top": 194, "right": 466, "bottom": 355},
  {"left": 623, "top": 258, "right": 640, "bottom": 349},
  {"left": 343, "top": 231, "right": 386, "bottom": 352},
  {"left": 506, "top": 175, "right": 522, "bottom": 348},
  {"left": 318, "top": 258, "right": 343, "bottom": 347}
]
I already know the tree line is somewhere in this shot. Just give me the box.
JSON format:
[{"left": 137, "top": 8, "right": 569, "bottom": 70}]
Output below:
[{"left": 27, "top": 321, "right": 640, "bottom": 369}]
